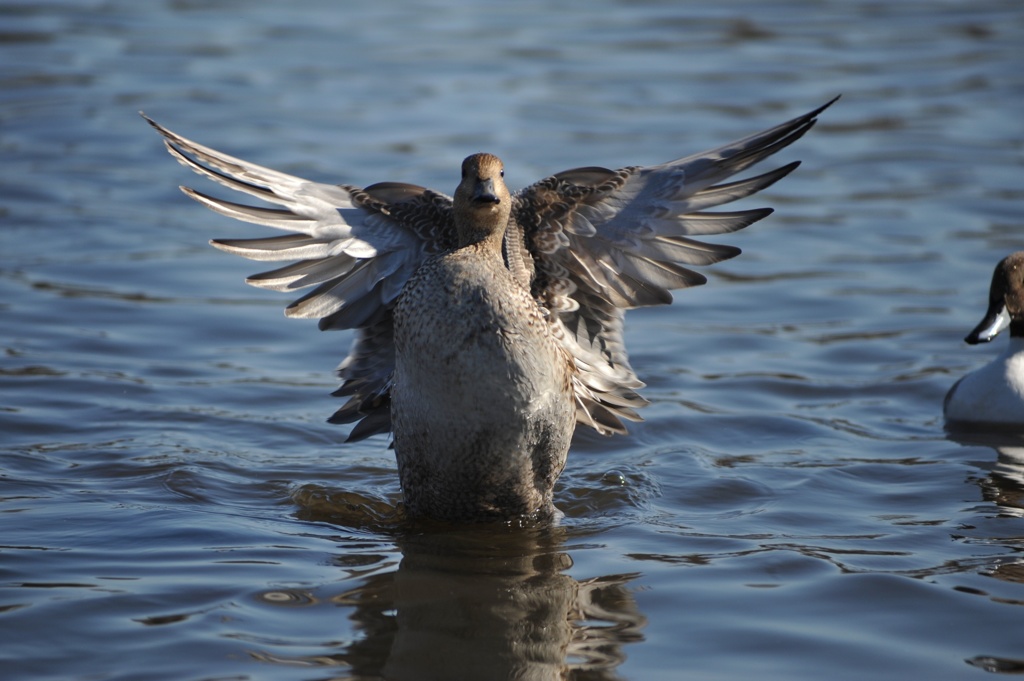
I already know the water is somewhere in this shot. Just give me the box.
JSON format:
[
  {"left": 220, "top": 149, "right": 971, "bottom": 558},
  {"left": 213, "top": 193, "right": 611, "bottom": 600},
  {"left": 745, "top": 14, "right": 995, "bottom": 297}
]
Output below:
[{"left": 2, "top": 0, "right": 1024, "bottom": 679}]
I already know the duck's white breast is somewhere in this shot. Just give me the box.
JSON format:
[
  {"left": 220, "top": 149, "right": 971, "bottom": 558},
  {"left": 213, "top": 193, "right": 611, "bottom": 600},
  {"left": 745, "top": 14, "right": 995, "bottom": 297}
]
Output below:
[{"left": 945, "top": 337, "right": 1024, "bottom": 425}]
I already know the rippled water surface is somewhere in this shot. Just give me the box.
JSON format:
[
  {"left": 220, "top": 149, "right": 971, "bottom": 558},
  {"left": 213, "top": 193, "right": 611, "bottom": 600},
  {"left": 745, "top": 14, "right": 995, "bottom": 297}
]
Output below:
[{"left": 3, "top": 1, "right": 1024, "bottom": 679}]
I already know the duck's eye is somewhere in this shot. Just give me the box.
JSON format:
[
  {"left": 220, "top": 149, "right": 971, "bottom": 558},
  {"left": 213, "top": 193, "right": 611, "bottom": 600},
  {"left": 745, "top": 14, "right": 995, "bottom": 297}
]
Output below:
[{"left": 500, "top": 169, "right": 505, "bottom": 178}]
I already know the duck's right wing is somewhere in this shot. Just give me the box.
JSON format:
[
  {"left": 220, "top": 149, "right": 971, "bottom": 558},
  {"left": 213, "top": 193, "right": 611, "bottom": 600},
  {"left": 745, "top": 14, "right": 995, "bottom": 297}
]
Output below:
[{"left": 144, "top": 115, "right": 456, "bottom": 441}]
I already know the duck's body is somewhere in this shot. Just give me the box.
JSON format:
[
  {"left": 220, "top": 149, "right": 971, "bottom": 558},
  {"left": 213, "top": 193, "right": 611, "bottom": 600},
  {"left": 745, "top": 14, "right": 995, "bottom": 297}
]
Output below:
[
  {"left": 146, "top": 98, "right": 835, "bottom": 521},
  {"left": 945, "top": 338, "right": 1024, "bottom": 425},
  {"left": 393, "top": 247, "right": 575, "bottom": 520},
  {"left": 392, "top": 155, "right": 575, "bottom": 520},
  {"left": 945, "top": 252, "right": 1024, "bottom": 427}
]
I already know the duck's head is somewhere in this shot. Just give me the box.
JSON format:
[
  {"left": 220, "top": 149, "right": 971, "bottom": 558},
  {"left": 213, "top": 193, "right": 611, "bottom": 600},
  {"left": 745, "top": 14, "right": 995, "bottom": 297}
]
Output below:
[
  {"left": 454, "top": 153, "right": 511, "bottom": 246},
  {"left": 966, "top": 251, "right": 1024, "bottom": 344}
]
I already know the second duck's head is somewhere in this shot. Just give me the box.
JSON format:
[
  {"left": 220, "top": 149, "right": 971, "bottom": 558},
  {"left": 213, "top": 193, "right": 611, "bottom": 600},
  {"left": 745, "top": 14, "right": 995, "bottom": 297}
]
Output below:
[
  {"left": 454, "top": 153, "right": 511, "bottom": 245},
  {"left": 966, "top": 251, "right": 1024, "bottom": 344}
]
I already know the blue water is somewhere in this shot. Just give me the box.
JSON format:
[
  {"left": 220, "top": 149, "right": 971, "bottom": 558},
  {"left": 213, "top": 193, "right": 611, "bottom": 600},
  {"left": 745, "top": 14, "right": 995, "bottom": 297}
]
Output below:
[{"left": 3, "top": 1, "right": 1024, "bottom": 679}]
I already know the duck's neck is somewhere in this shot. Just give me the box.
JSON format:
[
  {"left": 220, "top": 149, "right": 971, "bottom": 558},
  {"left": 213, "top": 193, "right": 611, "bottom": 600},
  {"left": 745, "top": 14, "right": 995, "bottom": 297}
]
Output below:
[{"left": 457, "top": 221, "right": 506, "bottom": 256}]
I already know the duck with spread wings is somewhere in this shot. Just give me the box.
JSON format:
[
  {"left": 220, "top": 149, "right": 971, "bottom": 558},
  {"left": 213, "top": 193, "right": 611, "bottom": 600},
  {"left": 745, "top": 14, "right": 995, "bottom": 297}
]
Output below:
[{"left": 145, "top": 97, "right": 835, "bottom": 522}]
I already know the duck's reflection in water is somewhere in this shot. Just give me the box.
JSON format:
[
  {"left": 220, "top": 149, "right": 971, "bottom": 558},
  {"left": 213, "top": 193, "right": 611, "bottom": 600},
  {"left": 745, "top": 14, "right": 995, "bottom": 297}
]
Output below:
[
  {"left": 933, "top": 428, "right": 1024, "bottom": 674},
  {"left": 254, "top": 514, "right": 645, "bottom": 680},
  {"left": 384, "top": 528, "right": 643, "bottom": 680},
  {"left": 947, "top": 426, "right": 1024, "bottom": 518},
  {"left": 960, "top": 439, "right": 1024, "bottom": 676},
  {"left": 976, "top": 442, "right": 1024, "bottom": 587},
  {"left": 982, "top": 445, "right": 1024, "bottom": 518}
]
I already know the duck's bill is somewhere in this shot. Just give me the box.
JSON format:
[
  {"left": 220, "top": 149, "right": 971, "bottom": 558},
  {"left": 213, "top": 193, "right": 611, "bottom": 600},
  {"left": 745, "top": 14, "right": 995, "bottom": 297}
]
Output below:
[{"left": 965, "top": 302, "right": 1010, "bottom": 344}]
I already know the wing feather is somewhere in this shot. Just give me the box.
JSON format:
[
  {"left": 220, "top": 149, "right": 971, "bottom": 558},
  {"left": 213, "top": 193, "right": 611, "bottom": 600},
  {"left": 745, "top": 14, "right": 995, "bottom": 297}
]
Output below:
[
  {"left": 514, "top": 97, "right": 837, "bottom": 434},
  {"left": 144, "top": 113, "right": 454, "bottom": 441}
]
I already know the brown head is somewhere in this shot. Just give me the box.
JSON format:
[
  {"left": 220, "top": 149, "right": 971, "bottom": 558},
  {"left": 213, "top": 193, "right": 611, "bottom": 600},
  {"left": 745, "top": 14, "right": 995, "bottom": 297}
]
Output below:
[
  {"left": 453, "top": 153, "right": 511, "bottom": 248},
  {"left": 966, "top": 251, "right": 1024, "bottom": 343}
]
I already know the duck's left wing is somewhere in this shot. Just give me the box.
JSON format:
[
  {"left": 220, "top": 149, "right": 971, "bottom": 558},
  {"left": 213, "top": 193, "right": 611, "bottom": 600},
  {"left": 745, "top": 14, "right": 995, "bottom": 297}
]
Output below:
[
  {"left": 510, "top": 98, "right": 836, "bottom": 435},
  {"left": 144, "top": 115, "right": 456, "bottom": 441}
]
